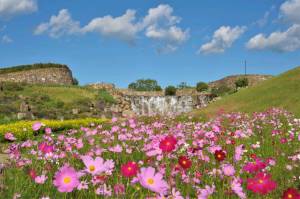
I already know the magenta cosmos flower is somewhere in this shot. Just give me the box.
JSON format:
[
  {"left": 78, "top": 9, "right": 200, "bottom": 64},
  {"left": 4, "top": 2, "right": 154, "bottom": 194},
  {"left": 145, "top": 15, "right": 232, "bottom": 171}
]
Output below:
[
  {"left": 53, "top": 165, "right": 80, "bottom": 192},
  {"left": 137, "top": 167, "right": 169, "bottom": 194},
  {"left": 81, "top": 156, "right": 113, "bottom": 175},
  {"left": 243, "top": 158, "right": 267, "bottom": 174},
  {"left": 247, "top": 172, "right": 277, "bottom": 195}
]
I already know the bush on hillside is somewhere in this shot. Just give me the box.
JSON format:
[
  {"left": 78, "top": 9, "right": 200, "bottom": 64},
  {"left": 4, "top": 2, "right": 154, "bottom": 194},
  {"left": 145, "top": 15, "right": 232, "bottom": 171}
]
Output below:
[
  {"left": 165, "top": 86, "right": 177, "bottom": 96},
  {"left": 211, "top": 85, "right": 233, "bottom": 97},
  {"left": 97, "top": 89, "right": 116, "bottom": 104},
  {"left": 196, "top": 82, "right": 208, "bottom": 92},
  {"left": 235, "top": 78, "right": 249, "bottom": 88},
  {"left": 73, "top": 78, "right": 79, "bottom": 85},
  {"left": 128, "top": 79, "right": 162, "bottom": 91}
]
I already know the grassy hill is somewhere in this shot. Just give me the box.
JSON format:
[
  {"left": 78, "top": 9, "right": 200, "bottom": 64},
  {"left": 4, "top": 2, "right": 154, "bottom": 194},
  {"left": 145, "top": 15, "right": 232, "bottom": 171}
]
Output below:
[
  {"left": 194, "top": 66, "right": 300, "bottom": 117},
  {"left": 0, "top": 83, "right": 115, "bottom": 123}
]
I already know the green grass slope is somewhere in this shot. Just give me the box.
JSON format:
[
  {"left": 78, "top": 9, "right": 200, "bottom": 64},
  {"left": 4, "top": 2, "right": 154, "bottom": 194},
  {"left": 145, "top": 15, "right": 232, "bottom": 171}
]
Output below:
[
  {"left": 0, "top": 83, "right": 115, "bottom": 122},
  {"left": 195, "top": 66, "right": 300, "bottom": 117}
]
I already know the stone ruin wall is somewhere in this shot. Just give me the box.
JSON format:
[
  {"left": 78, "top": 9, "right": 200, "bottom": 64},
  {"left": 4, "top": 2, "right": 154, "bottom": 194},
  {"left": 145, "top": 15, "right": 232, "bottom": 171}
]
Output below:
[{"left": 0, "top": 67, "right": 74, "bottom": 85}]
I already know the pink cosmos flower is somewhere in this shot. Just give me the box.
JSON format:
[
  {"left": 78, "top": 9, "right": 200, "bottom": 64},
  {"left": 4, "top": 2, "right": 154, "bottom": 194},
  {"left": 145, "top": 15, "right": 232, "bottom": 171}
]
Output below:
[
  {"left": 114, "top": 184, "right": 125, "bottom": 195},
  {"left": 108, "top": 144, "right": 122, "bottom": 153},
  {"left": 4, "top": 132, "right": 16, "bottom": 141},
  {"left": 243, "top": 158, "right": 267, "bottom": 173},
  {"left": 81, "top": 156, "right": 114, "bottom": 175},
  {"left": 95, "top": 184, "right": 112, "bottom": 196},
  {"left": 53, "top": 165, "right": 80, "bottom": 192},
  {"left": 234, "top": 144, "right": 245, "bottom": 162},
  {"left": 77, "top": 180, "right": 88, "bottom": 190},
  {"left": 32, "top": 122, "right": 43, "bottom": 131},
  {"left": 221, "top": 164, "right": 235, "bottom": 176},
  {"left": 171, "top": 188, "right": 184, "bottom": 199},
  {"left": 197, "top": 184, "right": 215, "bottom": 199},
  {"left": 35, "top": 174, "right": 48, "bottom": 184},
  {"left": 247, "top": 172, "right": 277, "bottom": 195},
  {"left": 231, "top": 177, "right": 246, "bottom": 199},
  {"left": 45, "top": 127, "right": 52, "bottom": 135},
  {"left": 137, "top": 167, "right": 169, "bottom": 194}
]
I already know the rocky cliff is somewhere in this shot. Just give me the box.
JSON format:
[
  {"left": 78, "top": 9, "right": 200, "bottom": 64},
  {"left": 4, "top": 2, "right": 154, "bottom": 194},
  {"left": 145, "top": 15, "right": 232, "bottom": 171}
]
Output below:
[{"left": 0, "top": 63, "right": 74, "bottom": 85}]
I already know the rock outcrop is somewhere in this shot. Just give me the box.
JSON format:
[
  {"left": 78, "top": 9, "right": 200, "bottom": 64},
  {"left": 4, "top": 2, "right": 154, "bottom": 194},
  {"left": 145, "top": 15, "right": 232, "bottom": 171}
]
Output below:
[{"left": 0, "top": 63, "right": 74, "bottom": 85}]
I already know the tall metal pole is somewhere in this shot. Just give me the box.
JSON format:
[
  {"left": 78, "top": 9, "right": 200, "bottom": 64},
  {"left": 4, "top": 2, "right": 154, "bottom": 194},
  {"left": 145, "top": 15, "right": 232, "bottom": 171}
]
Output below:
[{"left": 244, "top": 60, "right": 247, "bottom": 76}]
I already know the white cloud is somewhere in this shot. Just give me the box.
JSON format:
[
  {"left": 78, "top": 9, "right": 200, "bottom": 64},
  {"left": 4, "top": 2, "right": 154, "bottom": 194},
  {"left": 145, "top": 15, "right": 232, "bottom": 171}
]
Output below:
[
  {"left": 34, "top": 9, "right": 81, "bottom": 38},
  {"left": 145, "top": 25, "right": 189, "bottom": 52},
  {"left": 247, "top": 0, "right": 300, "bottom": 52},
  {"left": 199, "top": 26, "right": 246, "bottom": 54},
  {"left": 1, "top": 35, "right": 13, "bottom": 43},
  {"left": 0, "top": 0, "right": 37, "bottom": 18},
  {"left": 82, "top": 9, "right": 139, "bottom": 43},
  {"left": 280, "top": 0, "right": 300, "bottom": 24},
  {"left": 34, "top": 4, "right": 189, "bottom": 52},
  {"left": 246, "top": 24, "right": 300, "bottom": 52},
  {"left": 142, "top": 4, "right": 189, "bottom": 52},
  {"left": 142, "top": 4, "right": 180, "bottom": 28}
]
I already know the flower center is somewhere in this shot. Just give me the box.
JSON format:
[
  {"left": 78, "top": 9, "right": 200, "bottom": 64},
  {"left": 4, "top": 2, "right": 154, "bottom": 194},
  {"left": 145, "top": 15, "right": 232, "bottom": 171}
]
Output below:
[
  {"left": 288, "top": 194, "right": 293, "bottom": 198},
  {"left": 89, "top": 165, "right": 96, "bottom": 172},
  {"left": 63, "top": 176, "right": 71, "bottom": 184},
  {"left": 127, "top": 167, "right": 132, "bottom": 171},
  {"left": 166, "top": 142, "right": 171, "bottom": 146},
  {"left": 258, "top": 179, "right": 263, "bottom": 184},
  {"left": 182, "top": 160, "right": 187, "bottom": 165},
  {"left": 147, "top": 178, "right": 154, "bottom": 185},
  {"left": 217, "top": 154, "right": 222, "bottom": 158}
]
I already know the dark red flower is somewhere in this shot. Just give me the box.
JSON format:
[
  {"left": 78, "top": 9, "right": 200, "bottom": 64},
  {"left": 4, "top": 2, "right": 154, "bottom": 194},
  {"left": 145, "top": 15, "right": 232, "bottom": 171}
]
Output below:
[
  {"left": 178, "top": 156, "right": 192, "bottom": 169},
  {"left": 250, "top": 154, "right": 257, "bottom": 159},
  {"left": 121, "top": 161, "right": 139, "bottom": 177},
  {"left": 28, "top": 168, "right": 36, "bottom": 180},
  {"left": 214, "top": 150, "right": 226, "bottom": 161},
  {"left": 159, "top": 135, "right": 177, "bottom": 152},
  {"left": 282, "top": 188, "right": 300, "bottom": 199}
]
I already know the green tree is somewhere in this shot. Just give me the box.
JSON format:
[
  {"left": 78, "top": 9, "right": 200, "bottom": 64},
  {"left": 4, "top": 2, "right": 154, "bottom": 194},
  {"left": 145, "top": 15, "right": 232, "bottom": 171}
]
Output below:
[
  {"left": 235, "top": 78, "right": 249, "bottom": 88},
  {"left": 196, "top": 82, "right": 208, "bottom": 92},
  {"left": 165, "top": 86, "right": 177, "bottom": 96},
  {"left": 128, "top": 79, "right": 162, "bottom": 91},
  {"left": 177, "top": 82, "right": 192, "bottom": 89}
]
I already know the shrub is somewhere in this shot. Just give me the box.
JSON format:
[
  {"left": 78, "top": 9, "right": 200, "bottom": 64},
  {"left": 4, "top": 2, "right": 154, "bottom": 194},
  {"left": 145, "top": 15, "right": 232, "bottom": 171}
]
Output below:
[
  {"left": 0, "top": 118, "right": 107, "bottom": 142},
  {"left": 97, "top": 89, "right": 116, "bottom": 104},
  {"left": 177, "top": 82, "right": 192, "bottom": 89},
  {"left": 235, "top": 78, "right": 249, "bottom": 88},
  {"left": 165, "top": 86, "right": 177, "bottom": 96},
  {"left": 128, "top": 79, "right": 162, "bottom": 91},
  {"left": 211, "top": 85, "right": 233, "bottom": 97},
  {"left": 196, "top": 82, "right": 209, "bottom": 92},
  {"left": 2, "top": 82, "right": 24, "bottom": 91},
  {"left": 73, "top": 78, "right": 79, "bottom": 85}
]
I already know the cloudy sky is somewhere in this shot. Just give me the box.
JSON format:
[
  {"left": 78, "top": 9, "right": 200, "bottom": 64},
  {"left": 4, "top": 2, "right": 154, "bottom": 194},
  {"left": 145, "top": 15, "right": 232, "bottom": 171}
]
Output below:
[{"left": 0, "top": 0, "right": 299, "bottom": 87}]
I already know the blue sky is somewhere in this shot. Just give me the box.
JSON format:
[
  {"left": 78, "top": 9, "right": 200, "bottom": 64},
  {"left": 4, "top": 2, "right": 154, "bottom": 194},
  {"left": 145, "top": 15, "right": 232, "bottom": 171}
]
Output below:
[{"left": 0, "top": 0, "right": 300, "bottom": 88}]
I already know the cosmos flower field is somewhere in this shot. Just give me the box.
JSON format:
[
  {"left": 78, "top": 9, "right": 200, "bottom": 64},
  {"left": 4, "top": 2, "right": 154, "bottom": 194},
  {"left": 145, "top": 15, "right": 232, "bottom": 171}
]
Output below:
[{"left": 1, "top": 108, "right": 300, "bottom": 198}]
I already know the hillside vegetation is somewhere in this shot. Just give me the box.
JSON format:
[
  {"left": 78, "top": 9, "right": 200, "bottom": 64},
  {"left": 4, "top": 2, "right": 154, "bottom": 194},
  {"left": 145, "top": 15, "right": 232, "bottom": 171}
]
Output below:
[
  {"left": 0, "top": 83, "right": 114, "bottom": 123},
  {"left": 195, "top": 66, "right": 300, "bottom": 117}
]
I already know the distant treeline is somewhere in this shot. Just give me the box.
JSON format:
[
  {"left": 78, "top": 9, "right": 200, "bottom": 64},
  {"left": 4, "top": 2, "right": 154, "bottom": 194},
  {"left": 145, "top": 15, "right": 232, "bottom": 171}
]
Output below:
[{"left": 0, "top": 63, "right": 71, "bottom": 74}]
